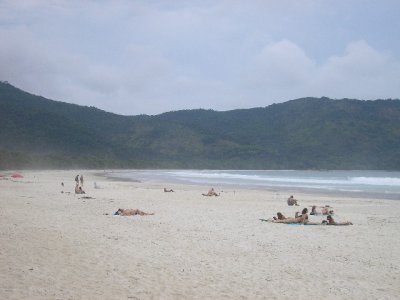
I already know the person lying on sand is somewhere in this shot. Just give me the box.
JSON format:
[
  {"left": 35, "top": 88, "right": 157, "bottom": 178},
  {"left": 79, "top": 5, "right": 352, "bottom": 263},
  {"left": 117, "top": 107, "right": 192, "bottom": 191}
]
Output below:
[
  {"left": 310, "top": 205, "right": 334, "bottom": 215},
  {"left": 273, "top": 212, "right": 287, "bottom": 220},
  {"left": 114, "top": 208, "right": 154, "bottom": 216},
  {"left": 287, "top": 195, "right": 299, "bottom": 206},
  {"left": 164, "top": 188, "right": 174, "bottom": 192},
  {"left": 273, "top": 208, "right": 309, "bottom": 224},
  {"left": 266, "top": 211, "right": 300, "bottom": 222},
  {"left": 295, "top": 208, "right": 309, "bottom": 221},
  {"left": 326, "top": 215, "right": 353, "bottom": 226},
  {"left": 260, "top": 212, "right": 287, "bottom": 222},
  {"left": 202, "top": 188, "right": 220, "bottom": 197},
  {"left": 321, "top": 206, "right": 334, "bottom": 215}
]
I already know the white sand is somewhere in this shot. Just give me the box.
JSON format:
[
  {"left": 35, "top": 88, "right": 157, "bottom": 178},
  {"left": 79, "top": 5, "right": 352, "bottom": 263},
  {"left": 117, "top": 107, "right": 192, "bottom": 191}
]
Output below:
[{"left": 0, "top": 170, "right": 399, "bottom": 299}]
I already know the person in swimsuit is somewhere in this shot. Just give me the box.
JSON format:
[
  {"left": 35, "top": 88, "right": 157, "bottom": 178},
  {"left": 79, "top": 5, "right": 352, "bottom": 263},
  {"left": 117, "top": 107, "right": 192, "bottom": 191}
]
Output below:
[
  {"left": 273, "top": 208, "right": 309, "bottom": 224},
  {"left": 272, "top": 212, "right": 287, "bottom": 220},
  {"left": 326, "top": 215, "right": 353, "bottom": 225},
  {"left": 75, "top": 183, "right": 80, "bottom": 194},
  {"left": 202, "top": 188, "right": 220, "bottom": 196},
  {"left": 75, "top": 183, "right": 85, "bottom": 194},
  {"left": 310, "top": 205, "right": 334, "bottom": 215},
  {"left": 287, "top": 195, "right": 299, "bottom": 206},
  {"left": 114, "top": 208, "right": 154, "bottom": 216}
]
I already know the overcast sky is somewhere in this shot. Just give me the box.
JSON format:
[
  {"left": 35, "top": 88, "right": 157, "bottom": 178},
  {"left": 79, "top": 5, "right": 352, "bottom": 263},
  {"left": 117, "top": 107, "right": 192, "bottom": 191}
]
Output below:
[{"left": 1, "top": 0, "right": 400, "bottom": 115}]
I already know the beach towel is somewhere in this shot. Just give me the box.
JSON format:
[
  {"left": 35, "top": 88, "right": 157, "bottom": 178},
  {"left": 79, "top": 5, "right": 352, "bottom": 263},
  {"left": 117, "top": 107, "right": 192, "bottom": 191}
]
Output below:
[{"left": 287, "top": 223, "right": 322, "bottom": 226}]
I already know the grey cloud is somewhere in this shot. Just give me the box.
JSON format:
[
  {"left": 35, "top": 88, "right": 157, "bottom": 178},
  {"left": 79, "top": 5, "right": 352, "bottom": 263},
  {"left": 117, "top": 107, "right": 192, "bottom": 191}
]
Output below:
[{"left": 0, "top": 1, "right": 399, "bottom": 115}]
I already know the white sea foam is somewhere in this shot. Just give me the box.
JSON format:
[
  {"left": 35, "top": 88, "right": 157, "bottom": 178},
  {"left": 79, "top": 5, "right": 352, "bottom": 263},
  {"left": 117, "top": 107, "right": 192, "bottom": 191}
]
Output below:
[
  {"left": 168, "top": 171, "right": 400, "bottom": 186},
  {"left": 111, "top": 169, "right": 400, "bottom": 199},
  {"left": 350, "top": 177, "right": 400, "bottom": 186}
]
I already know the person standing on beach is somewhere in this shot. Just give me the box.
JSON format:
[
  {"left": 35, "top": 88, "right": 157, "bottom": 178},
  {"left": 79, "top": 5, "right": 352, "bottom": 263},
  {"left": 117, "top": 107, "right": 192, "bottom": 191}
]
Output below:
[
  {"left": 75, "top": 175, "right": 79, "bottom": 185},
  {"left": 75, "top": 183, "right": 80, "bottom": 194},
  {"left": 80, "top": 175, "right": 84, "bottom": 186}
]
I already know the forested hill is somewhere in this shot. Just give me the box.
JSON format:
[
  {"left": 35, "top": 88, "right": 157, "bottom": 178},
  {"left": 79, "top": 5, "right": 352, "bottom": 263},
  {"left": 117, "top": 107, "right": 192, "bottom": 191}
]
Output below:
[{"left": 1, "top": 81, "right": 400, "bottom": 170}]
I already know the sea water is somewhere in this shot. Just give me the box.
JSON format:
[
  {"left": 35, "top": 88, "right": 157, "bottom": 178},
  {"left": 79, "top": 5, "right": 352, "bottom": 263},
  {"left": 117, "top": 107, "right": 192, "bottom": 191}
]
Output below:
[{"left": 107, "top": 170, "right": 400, "bottom": 200}]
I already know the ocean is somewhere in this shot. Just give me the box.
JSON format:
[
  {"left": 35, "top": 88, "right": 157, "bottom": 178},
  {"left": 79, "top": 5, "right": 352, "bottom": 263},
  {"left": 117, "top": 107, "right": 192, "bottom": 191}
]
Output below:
[{"left": 106, "top": 169, "right": 400, "bottom": 200}]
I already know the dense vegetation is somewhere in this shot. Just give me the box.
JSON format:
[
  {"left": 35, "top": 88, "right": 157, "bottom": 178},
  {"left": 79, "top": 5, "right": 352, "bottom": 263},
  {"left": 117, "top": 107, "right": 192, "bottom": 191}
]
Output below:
[{"left": 1, "top": 81, "right": 399, "bottom": 170}]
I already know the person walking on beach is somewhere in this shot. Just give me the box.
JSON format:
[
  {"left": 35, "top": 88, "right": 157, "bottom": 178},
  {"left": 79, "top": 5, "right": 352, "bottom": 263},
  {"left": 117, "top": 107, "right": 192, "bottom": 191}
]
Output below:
[
  {"left": 75, "top": 175, "right": 79, "bottom": 185},
  {"left": 80, "top": 175, "right": 84, "bottom": 186}
]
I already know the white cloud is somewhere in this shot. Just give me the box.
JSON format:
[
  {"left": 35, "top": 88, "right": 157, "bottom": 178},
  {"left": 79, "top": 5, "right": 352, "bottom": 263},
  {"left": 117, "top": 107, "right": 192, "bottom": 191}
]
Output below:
[
  {"left": 253, "top": 40, "right": 316, "bottom": 88},
  {"left": 247, "top": 39, "right": 400, "bottom": 104}
]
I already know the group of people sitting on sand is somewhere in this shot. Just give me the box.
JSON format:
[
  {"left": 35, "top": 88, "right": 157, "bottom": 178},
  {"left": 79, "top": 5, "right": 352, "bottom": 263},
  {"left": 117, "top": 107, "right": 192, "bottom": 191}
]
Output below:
[
  {"left": 266, "top": 195, "right": 353, "bottom": 226},
  {"left": 70, "top": 178, "right": 354, "bottom": 225},
  {"left": 271, "top": 207, "right": 352, "bottom": 225}
]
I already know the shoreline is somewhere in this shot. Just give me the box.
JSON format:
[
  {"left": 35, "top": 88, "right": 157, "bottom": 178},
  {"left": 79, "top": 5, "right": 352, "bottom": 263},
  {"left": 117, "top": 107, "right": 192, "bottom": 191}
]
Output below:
[
  {"left": 1, "top": 170, "right": 399, "bottom": 299},
  {"left": 101, "top": 169, "right": 400, "bottom": 201}
]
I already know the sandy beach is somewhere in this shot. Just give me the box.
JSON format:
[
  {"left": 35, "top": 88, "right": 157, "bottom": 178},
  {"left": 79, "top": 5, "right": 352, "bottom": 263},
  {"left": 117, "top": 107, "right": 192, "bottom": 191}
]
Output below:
[{"left": 0, "top": 170, "right": 399, "bottom": 300}]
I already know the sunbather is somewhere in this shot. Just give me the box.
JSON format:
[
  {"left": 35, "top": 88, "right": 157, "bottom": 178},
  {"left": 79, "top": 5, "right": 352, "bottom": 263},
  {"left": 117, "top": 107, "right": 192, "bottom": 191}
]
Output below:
[
  {"left": 164, "top": 188, "right": 174, "bottom": 192},
  {"left": 326, "top": 215, "right": 353, "bottom": 226},
  {"left": 202, "top": 188, "right": 220, "bottom": 196},
  {"left": 273, "top": 208, "right": 309, "bottom": 224},
  {"left": 273, "top": 212, "right": 287, "bottom": 220},
  {"left": 310, "top": 205, "right": 334, "bottom": 215},
  {"left": 114, "top": 208, "right": 154, "bottom": 216}
]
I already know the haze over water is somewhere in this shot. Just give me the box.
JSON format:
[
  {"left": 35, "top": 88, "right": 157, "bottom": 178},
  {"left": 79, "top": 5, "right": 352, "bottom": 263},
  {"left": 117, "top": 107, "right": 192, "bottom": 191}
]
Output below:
[{"left": 108, "top": 170, "right": 400, "bottom": 200}]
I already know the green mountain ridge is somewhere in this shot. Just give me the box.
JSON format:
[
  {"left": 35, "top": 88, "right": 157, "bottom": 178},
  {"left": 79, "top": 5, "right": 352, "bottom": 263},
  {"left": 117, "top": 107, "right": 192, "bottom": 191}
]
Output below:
[{"left": 1, "top": 81, "right": 399, "bottom": 170}]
